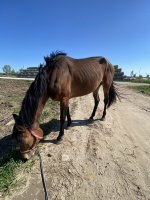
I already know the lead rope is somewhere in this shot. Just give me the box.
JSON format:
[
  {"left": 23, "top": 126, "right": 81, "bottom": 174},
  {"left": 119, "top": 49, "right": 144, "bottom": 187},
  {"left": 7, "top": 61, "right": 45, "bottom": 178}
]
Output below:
[{"left": 37, "top": 150, "right": 49, "bottom": 200}]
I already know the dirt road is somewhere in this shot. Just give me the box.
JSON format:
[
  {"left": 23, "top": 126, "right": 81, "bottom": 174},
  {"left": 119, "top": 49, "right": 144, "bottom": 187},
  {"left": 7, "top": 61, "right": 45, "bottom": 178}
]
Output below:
[{"left": 7, "top": 83, "right": 150, "bottom": 200}]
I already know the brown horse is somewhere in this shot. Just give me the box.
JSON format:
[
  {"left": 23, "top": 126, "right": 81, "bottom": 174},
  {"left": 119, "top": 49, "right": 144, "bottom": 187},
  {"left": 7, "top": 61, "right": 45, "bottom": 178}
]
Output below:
[{"left": 12, "top": 52, "right": 119, "bottom": 159}]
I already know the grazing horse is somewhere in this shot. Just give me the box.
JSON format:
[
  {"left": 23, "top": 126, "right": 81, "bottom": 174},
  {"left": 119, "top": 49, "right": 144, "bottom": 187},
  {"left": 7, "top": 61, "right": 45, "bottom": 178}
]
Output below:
[{"left": 12, "top": 52, "right": 119, "bottom": 159}]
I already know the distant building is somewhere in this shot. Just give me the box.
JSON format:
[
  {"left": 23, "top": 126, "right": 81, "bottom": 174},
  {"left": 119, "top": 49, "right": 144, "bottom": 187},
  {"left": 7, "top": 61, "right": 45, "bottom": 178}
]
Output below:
[
  {"left": 19, "top": 67, "right": 39, "bottom": 78},
  {"left": 0, "top": 72, "right": 6, "bottom": 76},
  {"left": 114, "top": 65, "right": 125, "bottom": 80},
  {"left": 19, "top": 65, "right": 125, "bottom": 80}
]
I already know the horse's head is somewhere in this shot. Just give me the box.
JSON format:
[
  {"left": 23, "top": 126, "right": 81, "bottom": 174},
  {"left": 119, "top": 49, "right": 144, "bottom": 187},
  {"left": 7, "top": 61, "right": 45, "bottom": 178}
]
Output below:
[{"left": 12, "top": 114, "right": 43, "bottom": 160}]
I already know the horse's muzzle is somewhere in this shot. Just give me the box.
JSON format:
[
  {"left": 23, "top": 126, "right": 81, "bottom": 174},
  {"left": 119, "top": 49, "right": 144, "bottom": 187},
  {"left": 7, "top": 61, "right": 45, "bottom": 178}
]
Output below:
[{"left": 21, "top": 148, "right": 36, "bottom": 160}]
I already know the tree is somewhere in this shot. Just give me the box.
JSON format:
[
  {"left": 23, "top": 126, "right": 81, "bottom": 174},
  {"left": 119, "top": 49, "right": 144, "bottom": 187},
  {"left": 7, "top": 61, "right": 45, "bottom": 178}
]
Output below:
[
  {"left": 18, "top": 68, "right": 25, "bottom": 74},
  {"left": 133, "top": 73, "right": 136, "bottom": 78},
  {"left": 11, "top": 69, "right": 16, "bottom": 75},
  {"left": 130, "top": 70, "right": 134, "bottom": 77},
  {"left": 146, "top": 74, "right": 150, "bottom": 79},
  {"left": 2, "top": 65, "right": 11, "bottom": 75}
]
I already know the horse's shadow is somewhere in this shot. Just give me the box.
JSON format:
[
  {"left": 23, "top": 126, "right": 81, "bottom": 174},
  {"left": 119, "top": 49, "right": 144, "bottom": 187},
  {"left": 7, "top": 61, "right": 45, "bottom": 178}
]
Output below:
[
  {"left": 0, "top": 134, "right": 17, "bottom": 159},
  {"left": 67, "top": 118, "right": 99, "bottom": 127},
  {"left": 0, "top": 118, "right": 59, "bottom": 159},
  {"left": 0, "top": 118, "right": 98, "bottom": 158},
  {"left": 40, "top": 118, "right": 99, "bottom": 144}
]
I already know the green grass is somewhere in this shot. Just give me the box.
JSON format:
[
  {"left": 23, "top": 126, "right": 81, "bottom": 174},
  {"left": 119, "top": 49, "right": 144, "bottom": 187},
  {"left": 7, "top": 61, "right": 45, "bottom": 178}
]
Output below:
[
  {"left": 13, "top": 107, "right": 20, "bottom": 113},
  {"left": 40, "top": 100, "right": 59, "bottom": 123},
  {"left": 40, "top": 110, "right": 50, "bottom": 123},
  {"left": 118, "top": 78, "right": 150, "bottom": 84},
  {"left": 0, "top": 99, "right": 59, "bottom": 197},
  {"left": 128, "top": 85, "right": 150, "bottom": 96},
  {"left": 0, "top": 150, "right": 35, "bottom": 197},
  {"left": 0, "top": 150, "right": 23, "bottom": 196},
  {"left": 127, "top": 79, "right": 150, "bottom": 84},
  {"left": 0, "top": 164, "right": 21, "bottom": 195},
  {"left": 40, "top": 100, "right": 59, "bottom": 136},
  {"left": 0, "top": 78, "right": 60, "bottom": 197}
]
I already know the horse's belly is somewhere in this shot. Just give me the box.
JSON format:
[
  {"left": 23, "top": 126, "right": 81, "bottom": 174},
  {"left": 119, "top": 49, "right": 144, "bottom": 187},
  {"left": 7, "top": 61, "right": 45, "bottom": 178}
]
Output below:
[{"left": 71, "top": 81, "right": 100, "bottom": 98}]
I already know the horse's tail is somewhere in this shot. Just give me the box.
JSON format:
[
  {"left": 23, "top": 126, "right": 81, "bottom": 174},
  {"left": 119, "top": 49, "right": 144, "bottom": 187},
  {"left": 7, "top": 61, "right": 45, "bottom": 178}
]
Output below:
[
  {"left": 99, "top": 57, "right": 120, "bottom": 107},
  {"left": 107, "top": 82, "right": 120, "bottom": 108}
]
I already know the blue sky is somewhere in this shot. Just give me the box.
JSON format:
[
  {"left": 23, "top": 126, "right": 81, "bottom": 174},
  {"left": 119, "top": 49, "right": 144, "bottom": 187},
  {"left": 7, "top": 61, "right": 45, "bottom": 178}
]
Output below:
[{"left": 0, "top": 0, "right": 150, "bottom": 76}]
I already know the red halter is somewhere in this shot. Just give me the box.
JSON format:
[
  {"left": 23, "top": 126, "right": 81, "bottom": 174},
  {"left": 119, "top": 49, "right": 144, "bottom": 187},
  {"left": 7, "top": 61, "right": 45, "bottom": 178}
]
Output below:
[
  {"left": 29, "top": 129, "right": 43, "bottom": 141},
  {"left": 20, "top": 129, "right": 43, "bottom": 154}
]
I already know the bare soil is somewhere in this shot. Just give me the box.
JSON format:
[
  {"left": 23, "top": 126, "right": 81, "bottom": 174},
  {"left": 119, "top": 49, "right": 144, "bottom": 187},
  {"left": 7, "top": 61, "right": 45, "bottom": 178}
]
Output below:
[
  {"left": 0, "top": 79, "right": 150, "bottom": 200},
  {"left": 0, "top": 79, "right": 31, "bottom": 157}
]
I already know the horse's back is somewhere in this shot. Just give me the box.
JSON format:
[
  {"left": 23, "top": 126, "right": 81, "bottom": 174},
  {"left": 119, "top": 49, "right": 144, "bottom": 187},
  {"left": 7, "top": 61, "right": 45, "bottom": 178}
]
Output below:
[
  {"left": 66, "top": 56, "right": 106, "bottom": 98},
  {"left": 48, "top": 55, "right": 114, "bottom": 100}
]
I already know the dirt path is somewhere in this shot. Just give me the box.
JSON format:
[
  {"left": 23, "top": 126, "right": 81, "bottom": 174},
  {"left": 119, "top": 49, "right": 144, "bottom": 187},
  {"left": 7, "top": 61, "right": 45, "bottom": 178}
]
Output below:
[{"left": 8, "top": 84, "right": 150, "bottom": 200}]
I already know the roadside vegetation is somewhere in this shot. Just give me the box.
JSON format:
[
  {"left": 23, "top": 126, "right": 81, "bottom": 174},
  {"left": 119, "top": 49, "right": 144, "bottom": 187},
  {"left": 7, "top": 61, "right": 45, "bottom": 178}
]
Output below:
[
  {"left": 128, "top": 85, "right": 150, "bottom": 96},
  {"left": 130, "top": 79, "right": 150, "bottom": 84},
  {"left": 0, "top": 100, "right": 59, "bottom": 197},
  {"left": 0, "top": 79, "right": 59, "bottom": 197},
  {"left": 124, "top": 70, "right": 150, "bottom": 84},
  {"left": 0, "top": 150, "right": 34, "bottom": 197}
]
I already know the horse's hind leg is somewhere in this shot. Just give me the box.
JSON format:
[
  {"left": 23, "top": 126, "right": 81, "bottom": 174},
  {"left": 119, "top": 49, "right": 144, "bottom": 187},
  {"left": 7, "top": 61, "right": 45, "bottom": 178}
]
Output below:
[
  {"left": 67, "top": 107, "right": 72, "bottom": 127},
  {"left": 89, "top": 83, "right": 101, "bottom": 120},
  {"left": 101, "top": 83, "right": 110, "bottom": 121}
]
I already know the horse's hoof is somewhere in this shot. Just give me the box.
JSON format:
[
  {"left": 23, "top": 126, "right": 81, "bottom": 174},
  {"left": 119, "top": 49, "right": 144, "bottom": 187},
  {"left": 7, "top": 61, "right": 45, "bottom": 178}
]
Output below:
[
  {"left": 66, "top": 126, "right": 71, "bottom": 130},
  {"left": 56, "top": 135, "right": 63, "bottom": 144},
  {"left": 66, "top": 123, "right": 71, "bottom": 129},
  {"left": 55, "top": 140, "right": 61, "bottom": 145},
  {"left": 100, "top": 117, "right": 106, "bottom": 121}
]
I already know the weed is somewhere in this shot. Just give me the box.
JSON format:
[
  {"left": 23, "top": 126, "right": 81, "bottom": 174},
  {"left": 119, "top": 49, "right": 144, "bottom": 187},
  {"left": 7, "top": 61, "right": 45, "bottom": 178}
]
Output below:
[
  {"left": 128, "top": 85, "right": 150, "bottom": 96},
  {"left": 131, "top": 79, "right": 150, "bottom": 84},
  {"left": 40, "top": 100, "right": 59, "bottom": 123},
  {"left": 0, "top": 150, "right": 22, "bottom": 196},
  {"left": 13, "top": 107, "right": 20, "bottom": 113},
  {"left": 40, "top": 110, "right": 50, "bottom": 123},
  {"left": 0, "top": 80, "right": 60, "bottom": 197},
  {"left": 0, "top": 150, "right": 34, "bottom": 197}
]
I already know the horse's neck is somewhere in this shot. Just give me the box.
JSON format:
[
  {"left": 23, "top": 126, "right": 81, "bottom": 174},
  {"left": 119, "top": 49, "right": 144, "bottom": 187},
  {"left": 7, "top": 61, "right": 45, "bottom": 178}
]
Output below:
[{"left": 32, "top": 95, "right": 49, "bottom": 129}]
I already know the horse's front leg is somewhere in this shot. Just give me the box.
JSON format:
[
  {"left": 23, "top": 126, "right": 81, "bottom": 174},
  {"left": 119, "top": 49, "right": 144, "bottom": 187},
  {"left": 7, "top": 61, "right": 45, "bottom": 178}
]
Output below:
[
  {"left": 57, "top": 97, "right": 69, "bottom": 141},
  {"left": 67, "top": 107, "right": 72, "bottom": 127}
]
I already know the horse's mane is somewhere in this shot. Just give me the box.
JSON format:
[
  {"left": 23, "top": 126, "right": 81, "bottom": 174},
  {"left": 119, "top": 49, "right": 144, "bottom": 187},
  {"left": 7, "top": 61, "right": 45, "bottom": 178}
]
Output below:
[
  {"left": 17, "top": 51, "right": 66, "bottom": 128},
  {"left": 44, "top": 51, "right": 67, "bottom": 67},
  {"left": 17, "top": 65, "right": 48, "bottom": 128}
]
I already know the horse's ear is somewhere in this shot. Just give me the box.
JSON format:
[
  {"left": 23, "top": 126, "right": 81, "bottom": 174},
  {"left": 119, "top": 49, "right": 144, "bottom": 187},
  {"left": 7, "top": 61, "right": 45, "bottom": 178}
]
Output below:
[
  {"left": 99, "top": 57, "right": 107, "bottom": 64},
  {"left": 13, "top": 114, "right": 18, "bottom": 122}
]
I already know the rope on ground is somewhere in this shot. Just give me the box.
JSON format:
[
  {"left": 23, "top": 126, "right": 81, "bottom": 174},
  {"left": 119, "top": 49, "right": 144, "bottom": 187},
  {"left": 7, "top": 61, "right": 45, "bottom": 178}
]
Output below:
[{"left": 37, "top": 150, "right": 49, "bottom": 200}]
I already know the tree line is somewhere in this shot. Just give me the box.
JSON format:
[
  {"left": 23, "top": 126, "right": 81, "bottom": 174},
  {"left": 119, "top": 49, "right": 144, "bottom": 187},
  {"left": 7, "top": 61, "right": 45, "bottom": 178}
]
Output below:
[
  {"left": 130, "top": 70, "right": 150, "bottom": 79},
  {"left": 1, "top": 65, "right": 150, "bottom": 79},
  {"left": 2, "top": 65, "right": 23, "bottom": 76}
]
